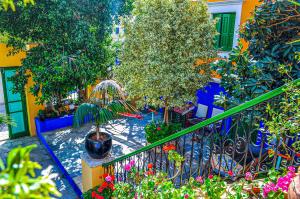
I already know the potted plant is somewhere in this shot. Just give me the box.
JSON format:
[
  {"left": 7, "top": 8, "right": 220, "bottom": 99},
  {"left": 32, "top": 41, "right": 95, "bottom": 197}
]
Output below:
[{"left": 73, "top": 80, "right": 132, "bottom": 159}]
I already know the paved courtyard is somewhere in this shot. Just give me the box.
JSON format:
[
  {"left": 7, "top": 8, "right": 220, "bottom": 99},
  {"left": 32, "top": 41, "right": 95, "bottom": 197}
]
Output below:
[
  {"left": 43, "top": 113, "right": 161, "bottom": 191},
  {"left": 0, "top": 112, "right": 162, "bottom": 198}
]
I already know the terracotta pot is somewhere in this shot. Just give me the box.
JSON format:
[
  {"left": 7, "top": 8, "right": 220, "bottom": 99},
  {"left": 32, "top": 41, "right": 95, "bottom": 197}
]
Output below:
[{"left": 85, "top": 131, "right": 112, "bottom": 159}]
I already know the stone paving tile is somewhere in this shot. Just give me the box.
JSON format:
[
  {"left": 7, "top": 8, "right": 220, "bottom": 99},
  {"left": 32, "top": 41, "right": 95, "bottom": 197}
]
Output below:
[{"left": 0, "top": 137, "right": 78, "bottom": 199}]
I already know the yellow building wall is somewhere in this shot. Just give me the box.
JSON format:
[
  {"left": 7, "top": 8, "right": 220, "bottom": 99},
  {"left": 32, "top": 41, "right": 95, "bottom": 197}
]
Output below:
[
  {"left": 240, "top": 0, "right": 261, "bottom": 48},
  {"left": 0, "top": 44, "right": 25, "bottom": 67},
  {"left": 0, "top": 43, "right": 42, "bottom": 136}
]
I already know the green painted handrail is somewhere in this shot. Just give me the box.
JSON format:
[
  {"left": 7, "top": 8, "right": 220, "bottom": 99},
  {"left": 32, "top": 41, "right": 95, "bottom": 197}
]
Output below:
[{"left": 103, "top": 79, "right": 300, "bottom": 166}]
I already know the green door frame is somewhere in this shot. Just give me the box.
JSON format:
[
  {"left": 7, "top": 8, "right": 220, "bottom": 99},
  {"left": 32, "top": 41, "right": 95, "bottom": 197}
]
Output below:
[{"left": 1, "top": 67, "right": 29, "bottom": 139}]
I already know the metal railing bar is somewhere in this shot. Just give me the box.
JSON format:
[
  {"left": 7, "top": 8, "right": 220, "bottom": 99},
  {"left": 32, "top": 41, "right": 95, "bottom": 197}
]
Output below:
[{"left": 103, "top": 79, "right": 299, "bottom": 166}]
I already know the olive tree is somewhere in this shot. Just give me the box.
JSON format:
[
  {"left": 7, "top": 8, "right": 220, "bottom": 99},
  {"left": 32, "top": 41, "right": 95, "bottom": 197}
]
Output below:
[{"left": 114, "top": 0, "right": 217, "bottom": 123}]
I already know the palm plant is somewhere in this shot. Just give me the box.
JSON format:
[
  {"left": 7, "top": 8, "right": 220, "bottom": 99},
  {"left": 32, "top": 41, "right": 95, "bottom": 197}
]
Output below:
[{"left": 73, "top": 80, "right": 133, "bottom": 140}]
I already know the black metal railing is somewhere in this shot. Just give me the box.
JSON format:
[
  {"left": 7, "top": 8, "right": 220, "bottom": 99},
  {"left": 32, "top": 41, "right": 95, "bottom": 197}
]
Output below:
[{"left": 103, "top": 79, "right": 300, "bottom": 186}]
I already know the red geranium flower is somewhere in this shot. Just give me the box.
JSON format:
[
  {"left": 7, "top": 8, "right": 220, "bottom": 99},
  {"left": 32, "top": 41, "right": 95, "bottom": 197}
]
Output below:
[
  {"left": 146, "top": 170, "right": 154, "bottom": 176},
  {"left": 208, "top": 174, "right": 213, "bottom": 179},
  {"left": 228, "top": 170, "right": 233, "bottom": 177},
  {"left": 98, "top": 187, "right": 103, "bottom": 193},
  {"left": 91, "top": 191, "right": 104, "bottom": 199},
  {"left": 101, "top": 181, "right": 109, "bottom": 188},
  {"left": 102, "top": 173, "right": 109, "bottom": 179},
  {"left": 148, "top": 163, "right": 153, "bottom": 169},
  {"left": 157, "top": 127, "right": 161, "bottom": 131},
  {"left": 109, "top": 183, "right": 115, "bottom": 190},
  {"left": 163, "top": 144, "right": 176, "bottom": 152}
]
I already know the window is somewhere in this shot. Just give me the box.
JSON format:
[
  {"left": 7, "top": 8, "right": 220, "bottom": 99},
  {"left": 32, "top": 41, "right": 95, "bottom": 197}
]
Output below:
[{"left": 213, "top": 13, "right": 236, "bottom": 51}]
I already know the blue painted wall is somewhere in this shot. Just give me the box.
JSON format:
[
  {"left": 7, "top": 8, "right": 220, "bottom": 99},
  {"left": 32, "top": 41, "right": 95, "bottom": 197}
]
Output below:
[{"left": 196, "top": 82, "right": 226, "bottom": 118}]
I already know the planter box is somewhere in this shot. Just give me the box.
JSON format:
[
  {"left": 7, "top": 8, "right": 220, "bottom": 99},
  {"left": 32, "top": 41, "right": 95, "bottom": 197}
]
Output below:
[{"left": 35, "top": 115, "right": 74, "bottom": 134}]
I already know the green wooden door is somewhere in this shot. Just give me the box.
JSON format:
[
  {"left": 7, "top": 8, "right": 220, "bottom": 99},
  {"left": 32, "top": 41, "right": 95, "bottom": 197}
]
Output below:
[{"left": 1, "top": 68, "right": 29, "bottom": 139}]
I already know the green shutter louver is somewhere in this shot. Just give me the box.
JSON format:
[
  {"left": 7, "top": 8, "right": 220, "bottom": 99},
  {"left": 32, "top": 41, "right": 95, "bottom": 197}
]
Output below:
[
  {"left": 213, "top": 14, "right": 222, "bottom": 49},
  {"left": 212, "top": 12, "right": 236, "bottom": 51}
]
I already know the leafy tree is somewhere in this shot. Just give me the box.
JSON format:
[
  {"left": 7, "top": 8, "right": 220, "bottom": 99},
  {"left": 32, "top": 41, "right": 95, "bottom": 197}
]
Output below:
[
  {"left": 0, "top": 145, "right": 61, "bottom": 198},
  {"left": 1, "top": 0, "right": 34, "bottom": 11},
  {"left": 114, "top": 0, "right": 217, "bottom": 123},
  {"left": 0, "top": 0, "right": 130, "bottom": 112},
  {"left": 212, "top": 0, "right": 300, "bottom": 107}
]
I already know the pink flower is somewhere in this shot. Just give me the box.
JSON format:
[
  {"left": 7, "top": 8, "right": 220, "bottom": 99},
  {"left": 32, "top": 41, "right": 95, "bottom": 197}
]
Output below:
[
  {"left": 263, "top": 182, "right": 277, "bottom": 198},
  {"left": 288, "top": 166, "right": 295, "bottom": 173},
  {"left": 196, "top": 176, "right": 203, "bottom": 183},
  {"left": 130, "top": 160, "right": 135, "bottom": 166},
  {"left": 105, "top": 175, "right": 112, "bottom": 182},
  {"left": 276, "top": 174, "right": 294, "bottom": 192},
  {"left": 287, "top": 171, "right": 296, "bottom": 179},
  {"left": 125, "top": 164, "right": 131, "bottom": 171},
  {"left": 184, "top": 194, "right": 189, "bottom": 199},
  {"left": 245, "top": 172, "right": 253, "bottom": 181},
  {"left": 208, "top": 174, "right": 213, "bottom": 179}
]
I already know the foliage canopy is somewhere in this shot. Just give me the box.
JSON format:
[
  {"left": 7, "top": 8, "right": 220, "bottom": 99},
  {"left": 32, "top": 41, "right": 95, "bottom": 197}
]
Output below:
[
  {"left": 114, "top": 0, "right": 217, "bottom": 122},
  {"left": 0, "top": 0, "right": 130, "bottom": 108}
]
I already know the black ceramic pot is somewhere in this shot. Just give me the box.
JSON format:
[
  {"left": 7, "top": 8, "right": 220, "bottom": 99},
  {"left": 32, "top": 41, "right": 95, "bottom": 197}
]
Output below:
[{"left": 85, "top": 131, "right": 112, "bottom": 159}]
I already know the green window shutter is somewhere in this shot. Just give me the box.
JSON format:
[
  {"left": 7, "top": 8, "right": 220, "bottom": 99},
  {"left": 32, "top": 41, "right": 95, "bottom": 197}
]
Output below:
[
  {"left": 214, "top": 13, "right": 236, "bottom": 51},
  {"left": 213, "top": 14, "right": 222, "bottom": 49},
  {"left": 220, "top": 13, "right": 230, "bottom": 51},
  {"left": 213, "top": 13, "right": 236, "bottom": 51}
]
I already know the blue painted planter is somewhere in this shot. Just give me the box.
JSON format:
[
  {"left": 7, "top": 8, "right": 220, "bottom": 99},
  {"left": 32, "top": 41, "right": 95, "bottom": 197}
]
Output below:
[{"left": 35, "top": 115, "right": 74, "bottom": 134}]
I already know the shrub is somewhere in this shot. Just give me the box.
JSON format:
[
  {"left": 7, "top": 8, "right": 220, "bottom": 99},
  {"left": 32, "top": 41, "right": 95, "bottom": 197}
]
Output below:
[
  {"left": 0, "top": 145, "right": 61, "bottom": 198},
  {"left": 145, "top": 122, "right": 181, "bottom": 143}
]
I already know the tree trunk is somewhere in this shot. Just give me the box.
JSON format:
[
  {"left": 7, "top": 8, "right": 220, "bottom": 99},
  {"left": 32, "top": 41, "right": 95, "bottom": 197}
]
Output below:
[
  {"left": 96, "top": 125, "right": 100, "bottom": 140},
  {"left": 78, "top": 89, "right": 87, "bottom": 103},
  {"left": 163, "top": 102, "right": 169, "bottom": 124}
]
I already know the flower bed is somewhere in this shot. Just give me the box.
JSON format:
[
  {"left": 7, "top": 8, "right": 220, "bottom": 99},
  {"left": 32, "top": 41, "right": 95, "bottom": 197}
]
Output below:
[{"left": 83, "top": 144, "right": 299, "bottom": 199}]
